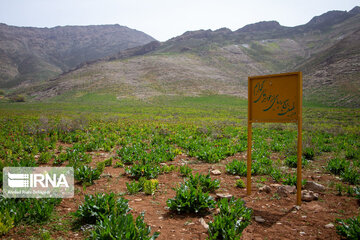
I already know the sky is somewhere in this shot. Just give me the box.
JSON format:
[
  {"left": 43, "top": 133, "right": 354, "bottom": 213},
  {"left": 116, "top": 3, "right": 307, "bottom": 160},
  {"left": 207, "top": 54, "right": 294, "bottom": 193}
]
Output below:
[{"left": 0, "top": 0, "right": 358, "bottom": 41}]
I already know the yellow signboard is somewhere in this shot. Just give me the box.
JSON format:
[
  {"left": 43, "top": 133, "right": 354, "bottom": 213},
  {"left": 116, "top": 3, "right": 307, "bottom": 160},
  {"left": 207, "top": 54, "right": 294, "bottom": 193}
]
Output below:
[
  {"left": 247, "top": 72, "right": 303, "bottom": 205},
  {"left": 248, "top": 72, "right": 301, "bottom": 122}
]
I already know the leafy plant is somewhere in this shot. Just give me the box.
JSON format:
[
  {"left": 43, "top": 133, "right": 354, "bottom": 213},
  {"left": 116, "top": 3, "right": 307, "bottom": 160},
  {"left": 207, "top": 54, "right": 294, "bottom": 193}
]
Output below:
[
  {"left": 74, "top": 165, "right": 103, "bottom": 185},
  {"left": 326, "top": 158, "right": 349, "bottom": 175},
  {"left": 208, "top": 197, "right": 252, "bottom": 240},
  {"left": 303, "top": 147, "right": 315, "bottom": 160},
  {"left": 89, "top": 212, "right": 159, "bottom": 240},
  {"left": 235, "top": 179, "right": 245, "bottom": 188},
  {"left": 74, "top": 193, "right": 130, "bottom": 224},
  {"left": 336, "top": 214, "right": 360, "bottom": 240},
  {"left": 143, "top": 179, "right": 159, "bottom": 195},
  {"left": 179, "top": 165, "right": 193, "bottom": 177},
  {"left": 0, "top": 209, "right": 14, "bottom": 236},
  {"left": 126, "top": 180, "right": 143, "bottom": 194},
  {"left": 226, "top": 160, "right": 247, "bottom": 176},
  {"left": 270, "top": 168, "right": 284, "bottom": 183},
  {"left": 38, "top": 151, "right": 53, "bottom": 164},
  {"left": 284, "top": 155, "right": 308, "bottom": 168},
  {"left": 186, "top": 173, "right": 220, "bottom": 193},
  {"left": 104, "top": 157, "right": 113, "bottom": 167},
  {"left": 282, "top": 173, "right": 307, "bottom": 187},
  {"left": 341, "top": 167, "right": 360, "bottom": 185},
  {"left": 126, "top": 164, "right": 161, "bottom": 179},
  {"left": 167, "top": 183, "right": 216, "bottom": 214}
]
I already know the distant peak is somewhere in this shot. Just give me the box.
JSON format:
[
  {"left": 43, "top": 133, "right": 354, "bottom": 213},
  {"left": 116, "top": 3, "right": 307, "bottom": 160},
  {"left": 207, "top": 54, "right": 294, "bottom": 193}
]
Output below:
[
  {"left": 349, "top": 6, "right": 360, "bottom": 15},
  {"left": 237, "top": 21, "right": 282, "bottom": 32}
]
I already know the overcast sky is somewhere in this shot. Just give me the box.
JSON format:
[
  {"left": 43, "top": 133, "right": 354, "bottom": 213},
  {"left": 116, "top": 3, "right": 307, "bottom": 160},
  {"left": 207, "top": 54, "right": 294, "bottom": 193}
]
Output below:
[{"left": 0, "top": 0, "right": 358, "bottom": 41}]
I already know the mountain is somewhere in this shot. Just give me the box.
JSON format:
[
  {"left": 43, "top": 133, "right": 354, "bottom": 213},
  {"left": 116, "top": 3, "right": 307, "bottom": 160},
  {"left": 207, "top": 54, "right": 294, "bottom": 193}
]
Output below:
[
  {"left": 9, "top": 6, "right": 360, "bottom": 107},
  {"left": 0, "top": 24, "right": 155, "bottom": 88}
]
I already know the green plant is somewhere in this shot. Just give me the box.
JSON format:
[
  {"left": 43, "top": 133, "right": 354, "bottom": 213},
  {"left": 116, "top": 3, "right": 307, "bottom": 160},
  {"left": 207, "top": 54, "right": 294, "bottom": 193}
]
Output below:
[
  {"left": 326, "top": 158, "right": 350, "bottom": 175},
  {"left": 167, "top": 183, "right": 216, "bottom": 214},
  {"left": 126, "top": 180, "right": 143, "bottom": 194},
  {"left": 303, "top": 147, "right": 315, "bottom": 160},
  {"left": 235, "top": 179, "right": 245, "bottom": 188},
  {"left": 74, "top": 193, "right": 130, "bottom": 224},
  {"left": 186, "top": 173, "right": 220, "bottom": 193},
  {"left": 104, "top": 157, "right": 113, "bottom": 167},
  {"left": 226, "top": 160, "right": 247, "bottom": 176},
  {"left": 336, "top": 214, "right": 360, "bottom": 240},
  {"left": 207, "top": 197, "right": 252, "bottom": 240},
  {"left": 126, "top": 164, "right": 161, "bottom": 179},
  {"left": 336, "top": 183, "right": 344, "bottom": 196},
  {"left": 285, "top": 155, "right": 308, "bottom": 168},
  {"left": 9, "top": 94, "right": 25, "bottom": 102},
  {"left": 270, "top": 168, "right": 284, "bottom": 183},
  {"left": 74, "top": 165, "right": 103, "bottom": 185},
  {"left": 0, "top": 209, "right": 14, "bottom": 236},
  {"left": 161, "top": 164, "right": 177, "bottom": 173},
  {"left": 38, "top": 151, "right": 53, "bottom": 164},
  {"left": 282, "top": 173, "right": 307, "bottom": 187},
  {"left": 89, "top": 212, "right": 159, "bottom": 240},
  {"left": 179, "top": 165, "right": 193, "bottom": 177},
  {"left": 143, "top": 179, "right": 159, "bottom": 195},
  {"left": 341, "top": 167, "right": 360, "bottom": 185}
]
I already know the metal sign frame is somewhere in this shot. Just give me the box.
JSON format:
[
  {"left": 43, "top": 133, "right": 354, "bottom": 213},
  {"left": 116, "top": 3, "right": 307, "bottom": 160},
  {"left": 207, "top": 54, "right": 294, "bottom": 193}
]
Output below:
[{"left": 247, "top": 72, "right": 302, "bottom": 205}]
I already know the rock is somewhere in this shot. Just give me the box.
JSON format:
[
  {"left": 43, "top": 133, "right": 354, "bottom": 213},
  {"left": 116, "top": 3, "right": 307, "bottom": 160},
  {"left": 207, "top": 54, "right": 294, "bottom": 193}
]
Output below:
[
  {"left": 216, "top": 193, "right": 233, "bottom": 199},
  {"left": 300, "top": 231, "right": 306, "bottom": 236},
  {"left": 301, "top": 190, "right": 318, "bottom": 202},
  {"left": 294, "top": 205, "right": 301, "bottom": 211},
  {"left": 325, "top": 223, "right": 334, "bottom": 229},
  {"left": 215, "top": 208, "right": 220, "bottom": 214},
  {"left": 259, "top": 185, "right": 271, "bottom": 193},
  {"left": 199, "top": 218, "right": 209, "bottom": 230},
  {"left": 305, "top": 181, "right": 325, "bottom": 192},
  {"left": 254, "top": 216, "right": 265, "bottom": 223},
  {"left": 283, "top": 185, "right": 296, "bottom": 194},
  {"left": 211, "top": 169, "right": 221, "bottom": 175},
  {"left": 234, "top": 176, "right": 241, "bottom": 179},
  {"left": 134, "top": 198, "right": 142, "bottom": 202},
  {"left": 270, "top": 184, "right": 281, "bottom": 188},
  {"left": 276, "top": 186, "right": 290, "bottom": 197}
]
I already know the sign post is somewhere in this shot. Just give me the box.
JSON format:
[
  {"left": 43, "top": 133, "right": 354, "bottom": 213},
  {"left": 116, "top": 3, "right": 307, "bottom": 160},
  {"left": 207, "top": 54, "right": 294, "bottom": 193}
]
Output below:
[{"left": 247, "top": 72, "right": 302, "bottom": 205}]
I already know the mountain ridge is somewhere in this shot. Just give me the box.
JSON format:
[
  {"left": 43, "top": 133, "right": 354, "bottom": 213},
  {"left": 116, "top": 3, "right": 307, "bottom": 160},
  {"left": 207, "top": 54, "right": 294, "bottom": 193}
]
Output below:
[
  {"left": 0, "top": 23, "right": 155, "bottom": 87},
  {"left": 5, "top": 6, "right": 360, "bottom": 107}
]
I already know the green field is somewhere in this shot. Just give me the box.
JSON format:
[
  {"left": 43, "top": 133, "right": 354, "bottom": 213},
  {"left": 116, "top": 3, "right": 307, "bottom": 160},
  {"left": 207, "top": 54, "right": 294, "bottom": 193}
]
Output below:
[{"left": 0, "top": 95, "right": 359, "bottom": 239}]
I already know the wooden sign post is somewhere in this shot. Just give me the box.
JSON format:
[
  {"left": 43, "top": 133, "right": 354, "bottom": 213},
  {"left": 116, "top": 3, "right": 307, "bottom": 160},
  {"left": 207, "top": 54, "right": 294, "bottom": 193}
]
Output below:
[{"left": 247, "top": 72, "right": 302, "bottom": 205}]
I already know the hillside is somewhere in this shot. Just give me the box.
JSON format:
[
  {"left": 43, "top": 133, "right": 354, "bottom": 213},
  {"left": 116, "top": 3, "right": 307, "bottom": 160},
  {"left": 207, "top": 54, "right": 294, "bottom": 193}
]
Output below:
[
  {"left": 0, "top": 24, "right": 155, "bottom": 88},
  {"left": 9, "top": 7, "right": 360, "bottom": 107}
]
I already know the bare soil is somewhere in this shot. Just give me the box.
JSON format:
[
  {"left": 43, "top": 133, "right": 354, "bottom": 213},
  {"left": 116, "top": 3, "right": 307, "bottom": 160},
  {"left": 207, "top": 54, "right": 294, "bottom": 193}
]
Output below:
[{"left": 4, "top": 151, "right": 359, "bottom": 240}]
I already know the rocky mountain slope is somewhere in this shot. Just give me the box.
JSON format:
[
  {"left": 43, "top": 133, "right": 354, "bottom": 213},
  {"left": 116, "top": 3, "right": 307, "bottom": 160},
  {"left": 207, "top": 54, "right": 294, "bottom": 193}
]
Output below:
[
  {"left": 9, "top": 7, "right": 360, "bottom": 107},
  {"left": 0, "top": 24, "right": 155, "bottom": 87}
]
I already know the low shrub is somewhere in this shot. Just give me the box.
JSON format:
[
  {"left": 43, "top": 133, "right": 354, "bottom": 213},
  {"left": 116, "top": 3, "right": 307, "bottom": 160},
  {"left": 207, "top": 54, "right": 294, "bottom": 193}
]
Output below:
[
  {"left": 226, "top": 160, "right": 247, "bottom": 176},
  {"left": 143, "top": 179, "right": 159, "bottom": 195},
  {"left": 326, "top": 158, "right": 350, "bottom": 175},
  {"left": 74, "top": 164, "right": 103, "bottom": 185},
  {"left": 186, "top": 173, "right": 220, "bottom": 193},
  {"left": 74, "top": 193, "right": 130, "bottom": 224},
  {"left": 284, "top": 155, "right": 308, "bottom": 168},
  {"left": 89, "top": 213, "right": 159, "bottom": 240},
  {"left": 336, "top": 214, "right": 360, "bottom": 239},
  {"left": 126, "top": 164, "right": 161, "bottom": 179},
  {"left": 341, "top": 167, "right": 360, "bottom": 185},
  {"left": 208, "top": 197, "right": 252, "bottom": 240},
  {"left": 179, "top": 165, "right": 193, "bottom": 177},
  {"left": 235, "top": 179, "right": 246, "bottom": 188},
  {"left": 167, "top": 183, "right": 216, "bottom": 214},
  {"left": 0, "top": 209, "right": 14, "bottom": 236}
]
